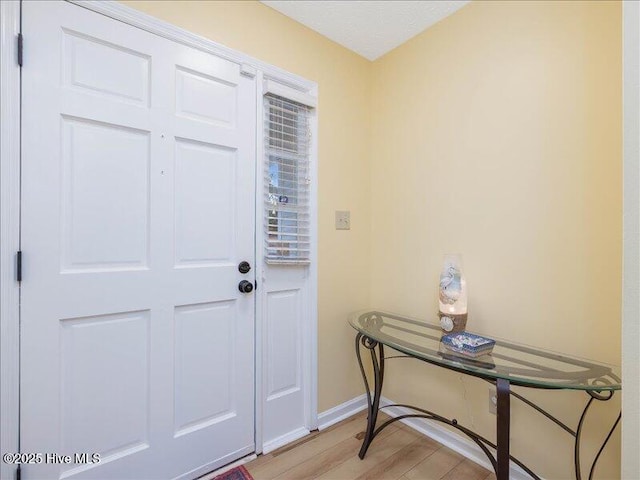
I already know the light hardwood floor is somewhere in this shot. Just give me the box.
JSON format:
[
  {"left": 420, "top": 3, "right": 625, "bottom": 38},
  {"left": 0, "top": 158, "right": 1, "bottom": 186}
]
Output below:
[{"left": 245, "top": 411, "right": 495, "bottom": 480}]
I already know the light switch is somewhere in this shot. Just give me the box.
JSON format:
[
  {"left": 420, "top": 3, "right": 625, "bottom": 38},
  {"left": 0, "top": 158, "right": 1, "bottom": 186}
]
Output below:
[{"left": 335, "top": 210, "right": 350, "bottom": 230}]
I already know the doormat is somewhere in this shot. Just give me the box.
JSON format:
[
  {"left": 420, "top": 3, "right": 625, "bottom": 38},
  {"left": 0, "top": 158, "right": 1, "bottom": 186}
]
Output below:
[{"left": 213, "top": 465, "right": 254, "bottom": 480}]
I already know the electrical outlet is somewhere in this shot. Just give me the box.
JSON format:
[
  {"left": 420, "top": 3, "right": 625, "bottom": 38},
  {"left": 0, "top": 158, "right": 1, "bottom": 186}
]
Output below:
[
  {"left": 335, "top": 210, "right": 351, "bottom": 230},
  {"left": 489, "top": 386, "right": 497, "bottom": 415}
]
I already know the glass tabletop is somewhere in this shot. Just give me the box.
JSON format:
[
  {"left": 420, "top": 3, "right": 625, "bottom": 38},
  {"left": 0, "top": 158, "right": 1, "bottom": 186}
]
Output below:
[{"left": 349, "top": 310, "right": 621, "bottom": 391}]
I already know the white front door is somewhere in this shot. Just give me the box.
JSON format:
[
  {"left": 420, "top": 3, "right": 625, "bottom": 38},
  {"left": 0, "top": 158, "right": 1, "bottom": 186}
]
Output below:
[{"left": 20, "top": 2, "right": 256, "bottom": 478}]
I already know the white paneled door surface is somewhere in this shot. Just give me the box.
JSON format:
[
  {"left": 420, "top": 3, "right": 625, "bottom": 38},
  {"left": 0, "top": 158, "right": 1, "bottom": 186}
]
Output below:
[{"left": 20, "top": 2, "right": 256, "bottom": 479}]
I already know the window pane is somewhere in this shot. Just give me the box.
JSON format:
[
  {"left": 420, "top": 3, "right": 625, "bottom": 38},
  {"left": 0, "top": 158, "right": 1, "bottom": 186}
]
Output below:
[{"left": 264, "top": 94, "right": 311, "bottom": 263}]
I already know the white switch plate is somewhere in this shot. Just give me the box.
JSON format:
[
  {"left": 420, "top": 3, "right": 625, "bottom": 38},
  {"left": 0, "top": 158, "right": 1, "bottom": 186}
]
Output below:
[{"left": 335, "top": 210, "right": 351, "bottom": 230}]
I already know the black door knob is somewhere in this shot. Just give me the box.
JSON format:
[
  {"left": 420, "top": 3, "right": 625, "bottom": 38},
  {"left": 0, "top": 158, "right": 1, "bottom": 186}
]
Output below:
[
  {"left": 238, "top": 280, "right": 254, "bottom": 294},
  {"left": 238, "top": 261, "right": 251, "bottom": 274}
]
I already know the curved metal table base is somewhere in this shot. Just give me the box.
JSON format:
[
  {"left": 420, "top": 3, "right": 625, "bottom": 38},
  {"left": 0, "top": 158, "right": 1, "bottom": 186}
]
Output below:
[{"left": 355, "top": 333, "right": 620, "bottom": 480}]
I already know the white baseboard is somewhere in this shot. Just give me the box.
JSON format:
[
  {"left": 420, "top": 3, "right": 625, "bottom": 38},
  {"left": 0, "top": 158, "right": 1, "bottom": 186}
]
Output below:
[
  {"left": 317, "top": 394, "right": 368, "bottom": 430},
  {"left": 380, "top": 397, "right": 539, "bottom": 480},
  {"left": 262, "top": 427, "right": 310, "bottom": 454}
]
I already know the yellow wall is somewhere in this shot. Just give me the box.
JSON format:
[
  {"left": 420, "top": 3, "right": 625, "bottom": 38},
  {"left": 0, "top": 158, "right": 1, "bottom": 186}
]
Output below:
[
  {"left": 370, "top": 1, "right": 622, "bottom": 478},
  {"left": 122, "top": 1, "right": 622, "bottom": 477},
  {"left": 120, "top": 0, "right": 373, "bottom": 412}
]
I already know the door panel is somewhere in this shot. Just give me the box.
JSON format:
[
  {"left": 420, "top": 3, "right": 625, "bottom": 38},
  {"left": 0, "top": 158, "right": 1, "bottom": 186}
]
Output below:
[
  {"left": 60, "top": 117, "right": 151, "bottom": 271},
  {"left": 175, "top": 68, "right": 237, "bottom": 127},
  {"left": 62, "top": 29, "right": 151, "bottom": 106},
  {"left": 20, "top": 2, "right": 256, "bottom": 479},
  {"left": 266, "top": 290, "right": 301, "bottom": 400},
  {"left": 174, "top": 139, "right": 236, "bottom": 266},
  {"left": 262, "top": 273, "right": 308, "bottom": 444},
  {"left": 60, "top": 311, "right": 151, "bottom": 457},
  {"left": 174, "top": 301, "right": 236, "bottom": 436}
]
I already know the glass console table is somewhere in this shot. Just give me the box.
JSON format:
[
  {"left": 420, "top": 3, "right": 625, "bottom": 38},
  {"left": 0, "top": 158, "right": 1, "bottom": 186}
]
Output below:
[{"left": 349, "top": 310, "right": 621, "bottom": 480}]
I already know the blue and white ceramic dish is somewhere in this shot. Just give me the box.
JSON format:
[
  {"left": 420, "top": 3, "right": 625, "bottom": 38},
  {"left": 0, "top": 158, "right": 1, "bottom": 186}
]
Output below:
[{"left": 441, "top": 331, "right": 495, "bottom": 358}]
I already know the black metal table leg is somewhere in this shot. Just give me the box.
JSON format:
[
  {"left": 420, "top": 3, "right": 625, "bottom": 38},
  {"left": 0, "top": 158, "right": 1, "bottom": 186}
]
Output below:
[
  {"left": 496, "top": 378, "right": 511, "bottom": 480},
  {"left": 575, "top": 390, "right": 620, "bottom": 480},
  {"left": 355, "top": 333, "right": 385, "bottom": 459}
]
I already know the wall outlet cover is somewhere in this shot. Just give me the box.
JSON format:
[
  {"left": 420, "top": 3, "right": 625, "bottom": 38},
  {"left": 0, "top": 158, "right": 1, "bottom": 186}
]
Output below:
[{"left": 335, "top": 210, "right": 351, "bottom": 230}]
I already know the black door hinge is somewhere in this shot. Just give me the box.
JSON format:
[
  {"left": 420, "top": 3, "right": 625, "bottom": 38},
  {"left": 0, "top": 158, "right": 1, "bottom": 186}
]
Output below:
[
  {"left": 17, "top": 33, "right": 23, "bottom": 67},
  {"left": 16, "top": 464, "right": 21, "bottom": 480},
  {"left": 16, "top": 251, "right": 22, "bottom": 282}
]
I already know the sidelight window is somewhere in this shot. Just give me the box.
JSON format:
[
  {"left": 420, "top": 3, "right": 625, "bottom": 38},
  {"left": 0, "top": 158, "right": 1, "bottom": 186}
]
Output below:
[{"left": 264, "top": 94, "right": 311, "bottom": 264}]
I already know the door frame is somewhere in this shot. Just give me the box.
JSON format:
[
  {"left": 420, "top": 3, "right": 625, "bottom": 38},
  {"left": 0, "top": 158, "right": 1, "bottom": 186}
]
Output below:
[
  {"left": 0, "top": 2, "right": 22, "bottom": 480},
  {"left": 0, "top": 2, "right": 318, "bottom": 477},
  {"left": 622, "top": 0, "right": 640, "bottom": 476}
]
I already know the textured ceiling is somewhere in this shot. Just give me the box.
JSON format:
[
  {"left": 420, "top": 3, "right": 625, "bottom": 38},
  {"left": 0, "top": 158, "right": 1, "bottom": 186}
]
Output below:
[{"left": 261, "top": 1, "right": 470, "bottom": 61}]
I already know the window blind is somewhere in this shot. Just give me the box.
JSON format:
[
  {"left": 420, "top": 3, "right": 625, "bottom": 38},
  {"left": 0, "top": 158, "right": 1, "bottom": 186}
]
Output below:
[{"left": 264, "top": 93, "right": 311, "bottom": 264}]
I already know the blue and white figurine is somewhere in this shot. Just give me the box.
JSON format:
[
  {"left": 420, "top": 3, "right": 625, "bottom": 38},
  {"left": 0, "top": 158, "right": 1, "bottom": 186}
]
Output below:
[{"left": 438, "top": 255, "right": 468, "bottom": 333}]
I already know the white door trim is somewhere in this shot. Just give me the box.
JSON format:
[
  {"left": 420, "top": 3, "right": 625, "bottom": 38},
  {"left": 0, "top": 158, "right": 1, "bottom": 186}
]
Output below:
[
  {"left": 0, "top": 0, "right": 319, "bottom": 472},
  {"left": 0, "top": 2, "right": 21, "bottom": 479},
  {"left": 67, "top": 1, "right": 316, "bottom": 94},
  {"left": 622, "top": 0, "right": 640, "bottom": 477},
  {"left": 307, "top": 87, "right": 319, "bottom": 433}
]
